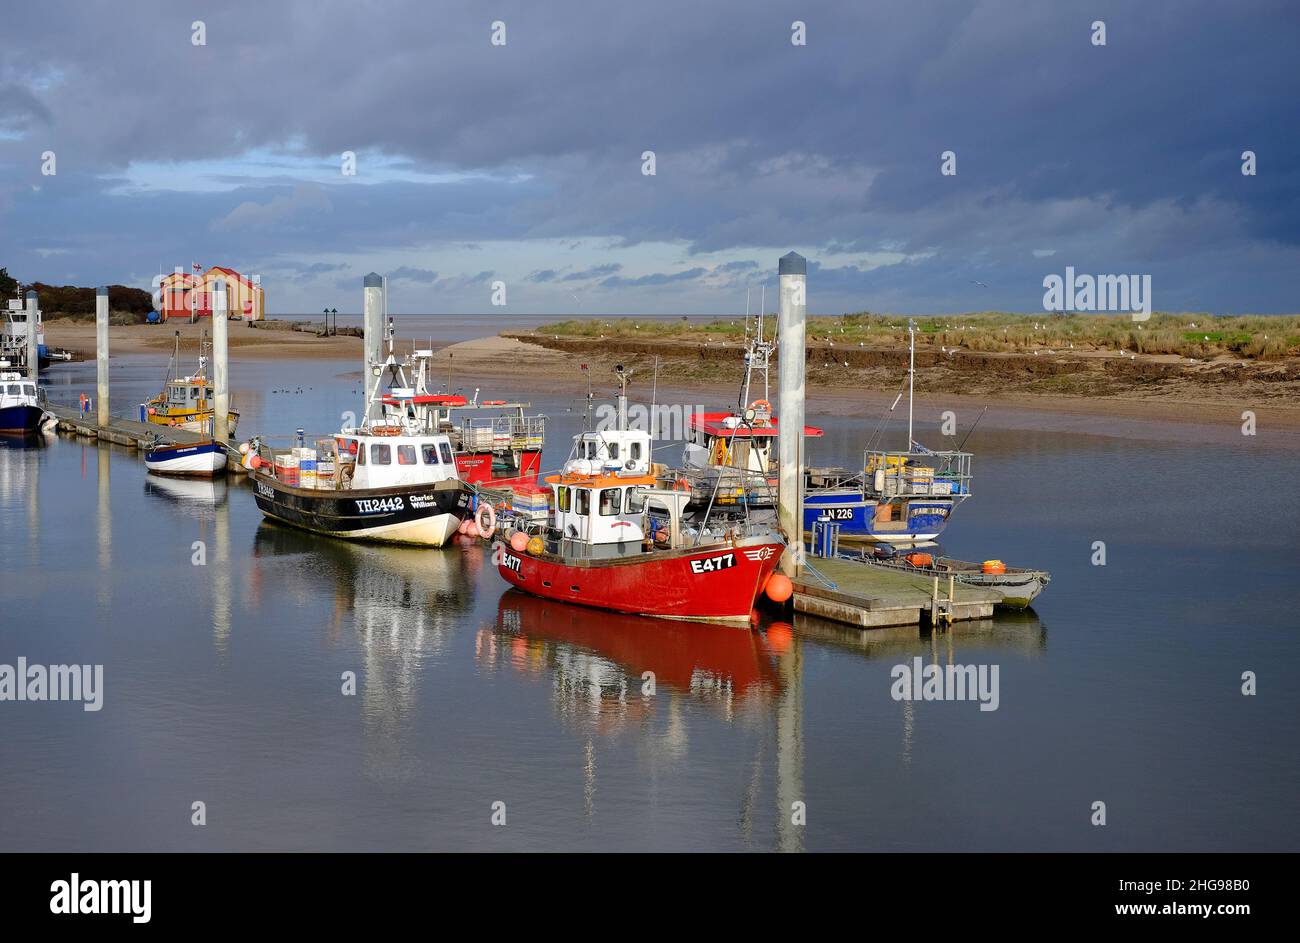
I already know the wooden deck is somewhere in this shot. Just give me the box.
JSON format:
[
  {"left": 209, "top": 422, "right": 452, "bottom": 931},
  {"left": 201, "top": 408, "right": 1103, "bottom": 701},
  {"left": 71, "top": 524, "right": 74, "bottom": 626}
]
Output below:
[
  {"left": 791, "top": 555, "right": 1000, "bottom": 628},
  {"left": 45, "top": 403, "right": 235, "bottom": 456}
]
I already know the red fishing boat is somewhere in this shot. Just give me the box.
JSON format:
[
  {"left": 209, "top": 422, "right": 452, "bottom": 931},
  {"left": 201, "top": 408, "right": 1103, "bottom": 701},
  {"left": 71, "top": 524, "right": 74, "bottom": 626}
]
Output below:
[
  {"left": 492, "top": 367, "right": 784, "bottom": 623},
  {"left": 378, "top": 348, "right": 544, "bottom": 486}
]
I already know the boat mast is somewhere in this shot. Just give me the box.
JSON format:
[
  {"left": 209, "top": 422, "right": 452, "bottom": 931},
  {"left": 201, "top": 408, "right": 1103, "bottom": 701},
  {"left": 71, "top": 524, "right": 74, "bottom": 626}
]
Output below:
[
  {"left": 907, "top": 317, "right": 915, "bottom": 450},
  {"left": 614, "top": 364, "right": 630, "bottom": 431}
]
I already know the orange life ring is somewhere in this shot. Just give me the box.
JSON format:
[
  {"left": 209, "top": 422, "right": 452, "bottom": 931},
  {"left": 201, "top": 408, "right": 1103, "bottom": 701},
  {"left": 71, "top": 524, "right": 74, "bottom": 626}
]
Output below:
[
  {"left": 674, "top": 477, "right": 690, "bottom": 492},
  {"left": 750, "top": 399, "right": 772, "bottom": 412},
  {"left": 370, "top": 425, "right": 401, "bottom": 436}
]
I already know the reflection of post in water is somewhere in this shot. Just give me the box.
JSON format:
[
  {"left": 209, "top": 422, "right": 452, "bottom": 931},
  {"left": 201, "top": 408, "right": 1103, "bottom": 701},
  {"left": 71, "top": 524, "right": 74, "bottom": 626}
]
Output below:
[
  {"left": 774, "top": 627, "right": 805, "bottom": 853},
  {"left": 96, "top": 447, "right": 111, "bottom": 607},
  {"left": 212, "top": 493, "right": 231, "bottom": 657}
]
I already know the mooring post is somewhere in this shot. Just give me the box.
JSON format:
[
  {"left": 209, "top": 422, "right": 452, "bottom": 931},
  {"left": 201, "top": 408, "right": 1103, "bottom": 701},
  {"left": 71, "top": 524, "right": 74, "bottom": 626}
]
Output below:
[
  {"left": 95, "top": 286, "right": 109, "bottom": 427},
  {"left": 24, "top": 290, "right": 39, "bottom": 380},
  {"left": 362, "top": 273, "right": 384, "bottom": 423},
  {"left": 931, "top": 576, "right": 940, "bottom": 624},
  {"left": 777, "top": 251, "right": 807, "bottom": 577},
  {"left": 212, "top": 278, "right": 229, "bottom": 442}
]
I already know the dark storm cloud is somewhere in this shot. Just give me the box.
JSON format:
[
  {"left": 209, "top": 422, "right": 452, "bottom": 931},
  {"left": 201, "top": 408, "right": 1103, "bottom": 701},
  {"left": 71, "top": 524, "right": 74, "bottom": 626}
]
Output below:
[{"left": 1, "top": 0, "right": 1297, "bottom": 312}]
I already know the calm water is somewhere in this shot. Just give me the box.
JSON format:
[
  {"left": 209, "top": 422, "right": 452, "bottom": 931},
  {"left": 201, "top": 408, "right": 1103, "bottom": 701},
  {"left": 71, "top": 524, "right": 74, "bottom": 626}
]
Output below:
[{"left": 2, "top": 346, "right": 1298, "bottom": 851}]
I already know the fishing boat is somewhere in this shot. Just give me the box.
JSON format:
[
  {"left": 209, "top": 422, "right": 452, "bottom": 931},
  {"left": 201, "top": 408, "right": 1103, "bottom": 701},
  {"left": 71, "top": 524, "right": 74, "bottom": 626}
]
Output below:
[
  {"left": 864, "top": 548, "right": 1051, "bottom": 610},
  {"left": 681, "top": 296, "right": 822, "bottom": 498},
  {"left": 0, "top": 367, "right": 50, "bottom": 435},
  {"left": 492, "top": 367, "right": 785, "bottom": 623},
  {"left": 377, "top": 346, "right": 545, "bottom": 485},
  {"left": 687, "top": 309, "right": 973, "bottom": 544},
  {"left": 143, "top": 439, "right": 227, "bottom": 477},
  {"left": 1, "top": 289, "right": 48, "bottom": 372},
  {"left": 138, "top": 331, "right": 240, "bottom": 436},
  {"left": 244, "top": 311, "right": 474, "bottom": 547},
  {"left": 802, "top": 320, "right": 973, "bottom": 543}
]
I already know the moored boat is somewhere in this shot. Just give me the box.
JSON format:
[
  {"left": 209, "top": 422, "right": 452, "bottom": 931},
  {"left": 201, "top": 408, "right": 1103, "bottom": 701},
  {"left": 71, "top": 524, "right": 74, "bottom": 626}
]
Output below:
[
  {"left": 138, "top": 331, "right": 240, "bottom": 436},
  {"left": 144, "top": 440, "right": 227, "bottom": 478},
  {"left": 0, "top": 368, "right": 49, "bottom": 435},
  {"left": 493, "top": 368, "right": 785, "bottom": 623},
  {"left": 863, "top": 549, "right": 1051, "bottom": 609},
  {"left": 248, "top": 424, "right": 475, "bottom": 547},
  {"left": 377, "top": 346, "right": 544, "bottom": 485}
]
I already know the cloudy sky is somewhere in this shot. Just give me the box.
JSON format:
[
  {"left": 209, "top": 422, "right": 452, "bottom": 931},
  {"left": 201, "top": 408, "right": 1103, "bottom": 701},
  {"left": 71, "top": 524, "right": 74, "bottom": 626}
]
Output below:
[{"left": 2, "top": 0, "right": 1297, "bottom": 315}]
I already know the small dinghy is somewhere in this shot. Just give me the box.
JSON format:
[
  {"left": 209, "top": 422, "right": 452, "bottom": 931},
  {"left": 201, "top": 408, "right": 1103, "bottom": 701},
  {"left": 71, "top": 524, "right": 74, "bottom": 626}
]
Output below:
[
  {"left": 144, "top": 440, "right": 227, "bottom": 478},
  {"left": 864, "top": 548, "right": 1050, "bottom": 610}
]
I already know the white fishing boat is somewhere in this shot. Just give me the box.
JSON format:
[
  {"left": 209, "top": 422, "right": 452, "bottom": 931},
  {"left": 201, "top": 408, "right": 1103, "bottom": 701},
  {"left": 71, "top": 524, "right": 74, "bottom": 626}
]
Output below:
[{"left": 143, "top": 439, "right": 227, "bottom": 477}]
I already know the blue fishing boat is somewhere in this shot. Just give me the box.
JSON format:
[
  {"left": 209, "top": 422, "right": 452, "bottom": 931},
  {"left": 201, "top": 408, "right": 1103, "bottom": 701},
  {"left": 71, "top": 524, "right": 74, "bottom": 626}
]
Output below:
[
  {"left": 684, "top": 311, "right": 974, "bottom": 544},
  {"left": 0, "top": 368, "right": 50, "bottom": 435},
  {"left": 802, "top": 320, "right": 973, "bottom": 543}
]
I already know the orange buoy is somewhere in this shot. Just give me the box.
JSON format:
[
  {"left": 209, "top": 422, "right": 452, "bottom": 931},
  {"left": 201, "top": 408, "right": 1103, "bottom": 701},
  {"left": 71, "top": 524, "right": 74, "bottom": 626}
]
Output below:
[
  {"left": 526, "top": 536, "right": 544, "bottom": 556},
  {"left": 509, "top": 531, "right": 529, "bottom": 553},
  {"left": 765, "top": 622, "right": 793, "bottom": 652},
  {"left": 764, "top": 572, "right": 793, "bottom": 604},
  {"left": 982, "top": 559, "right": 1006, "bottom": 574}
]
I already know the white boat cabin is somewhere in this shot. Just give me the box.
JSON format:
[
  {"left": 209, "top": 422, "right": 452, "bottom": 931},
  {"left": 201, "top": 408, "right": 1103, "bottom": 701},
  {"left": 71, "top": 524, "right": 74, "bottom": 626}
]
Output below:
[
  {"left": 0, "top": 371, "right": 38, "bottom": 407},
  {"left": 545, "top": 426, "right": 691, "bottom": 548},
  {"left": 570, "top": 426, "right": 652, "bottom": 476},
  {"left": 334, "top": 428, "right": 462, "bottom": 490}
]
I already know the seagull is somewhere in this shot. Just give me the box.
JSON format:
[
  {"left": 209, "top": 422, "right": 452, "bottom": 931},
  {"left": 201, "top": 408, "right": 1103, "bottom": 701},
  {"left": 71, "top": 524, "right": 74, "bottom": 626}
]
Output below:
[{"left": 971, "top": 279, "right": 989, "bottom": 288}]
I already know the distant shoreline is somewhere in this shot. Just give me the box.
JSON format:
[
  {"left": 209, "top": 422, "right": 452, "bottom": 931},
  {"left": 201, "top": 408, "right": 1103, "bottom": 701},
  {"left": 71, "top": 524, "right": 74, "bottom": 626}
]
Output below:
[{"left": 43, "top": 318, "right": 362, "bottom": 360}]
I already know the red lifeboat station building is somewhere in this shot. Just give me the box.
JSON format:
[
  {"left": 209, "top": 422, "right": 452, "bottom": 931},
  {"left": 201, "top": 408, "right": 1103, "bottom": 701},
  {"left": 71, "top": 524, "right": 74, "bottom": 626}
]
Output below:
[{"left": 158, "top": 266, "right": 265, "bottom": 321}]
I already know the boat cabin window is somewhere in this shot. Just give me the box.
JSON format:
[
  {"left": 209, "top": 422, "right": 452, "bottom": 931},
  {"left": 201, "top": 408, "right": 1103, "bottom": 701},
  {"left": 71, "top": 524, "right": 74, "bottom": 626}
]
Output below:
[
  {"left": 630, "top": 442, "right": 642, "bottom": 461},
  {"left": 599, "top": 488, "right": 621, "bottom": 516},
  {"left": 192, "top": 387, "right": 201, "bottom": 399},
  {"left": 397, "top": 444, "right": 417, "bottom": 465},
  {"left": 575, "top": 488, "right": 590, "bottom": 515},
  {"left": 585, "top": 440, "right": 597, "bottom": 460},
  {"left": 6, "top": 384, "right": 17, "bottom": 394},
  {"left": 608, "top": 443, "right": 619, "bottom": 460},
  {"left": 439, "top": 442, "right": 454, "bottom": 464},
  {"left": 558, "top": 487, "right": 570, "bottom": 512},
  {"left": 356, "top": 445, "right": 366, "bottom": 466},
  {"left": 626, "top": 486, "right": 647, "bottom": 513},
  {"left": 421, "top": 444, "right": 440, "bottom": 464},
  {"left": 370, "top": 444, "right": 391, "bottom": 465},
  {"left": 22, "top": 384, "right": 34, "bottom": 396}
]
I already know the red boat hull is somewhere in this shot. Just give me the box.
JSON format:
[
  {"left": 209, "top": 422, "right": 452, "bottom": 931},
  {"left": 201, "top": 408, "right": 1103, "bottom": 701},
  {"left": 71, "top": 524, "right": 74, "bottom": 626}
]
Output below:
[
  {"left": 493, "top": 538, "right": 783, "bottom": 622},
  {"left": 455, "top": 449, "right": 542, "bottom": 485}
]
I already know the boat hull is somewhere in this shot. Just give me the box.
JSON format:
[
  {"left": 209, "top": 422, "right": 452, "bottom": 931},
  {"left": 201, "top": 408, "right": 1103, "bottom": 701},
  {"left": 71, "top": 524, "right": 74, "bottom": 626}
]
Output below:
[
  {"left": 804, "top": 490, "right": 955, "bottom": 543},
  {"left": 251, "top": 473, "right": 473, "bottom": 547},
  {"left": 144, "top": 441, "right": 227, "bottom": 478},
  {"left": 0, "top": 403, "right": 45, "bottom": 435},
  {"left": 493, "top": 537, "right": 784, "bottom": 622},
  {"left": 865, "top": 557, "right": 1050, "bottom": 609}
]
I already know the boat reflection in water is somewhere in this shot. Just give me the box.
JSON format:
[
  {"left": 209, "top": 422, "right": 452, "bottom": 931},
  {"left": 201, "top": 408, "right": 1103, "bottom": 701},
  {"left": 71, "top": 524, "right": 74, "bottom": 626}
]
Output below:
[
  {"left": 488, "top": 589, "right": 784, "bottom": 724},
  {"left": 143, "top": 473, "right": 229, "bottom": 511},
  {"left": 251, "top": 521, "right": 474, "bottom": 783}
]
